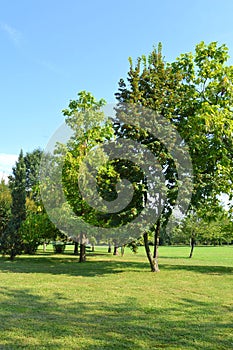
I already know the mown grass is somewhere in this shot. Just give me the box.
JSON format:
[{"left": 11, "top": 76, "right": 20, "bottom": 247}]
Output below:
[{"left": 0, "top": 245, "right": 232, "bottom": 349}]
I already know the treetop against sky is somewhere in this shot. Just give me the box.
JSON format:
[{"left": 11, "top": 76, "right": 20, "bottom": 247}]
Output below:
[{"left": 1, "top": 0, "right": 233, "bottom": 178}]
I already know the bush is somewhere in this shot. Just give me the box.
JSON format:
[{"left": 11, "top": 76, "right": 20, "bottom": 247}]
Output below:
[
  {"left": 23, "top": 242, "right": 39, "bottom": 254},
  {"left": 52, "top": 241, "right": 66, "bottom": 254}
]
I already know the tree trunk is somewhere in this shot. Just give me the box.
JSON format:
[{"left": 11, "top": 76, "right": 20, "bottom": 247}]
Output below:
[
  {"left": 189, "top": 237, "right": 195, "bottom": 258},
  {"left": 108, "top": 242, "right": 111, "bottom": 253},
  {"left": 152, "top": 224, "right": 160, "bottom": 272},
  {"left": 153, "top": 220, "right": 160, "bottom": 260},
  {"left": 121, "top": 245, "right": 125, "bottom": 256},
  {"left": 10, "top": 248, "right": 16, "bottom": 261},
  {"left": 79, "top": 243, "right": 86, "bottom": 262},
  {"left": 74, "top": 242, "right": 79, "bottom": 255},
  {"left": 113, "top": 245, "right": 118, "bottom": 255},
  {"left": 79, "top": 233, "right": 86, "bottom": 262},
  {"left": 43, "top": 242, "right": 47, "bottom": 252},
  {"left": 143, "top": 232, "right": 159, "bottom": 272},
  {"left": 91, "top": 245, "right": 95, "bottom": 252}
]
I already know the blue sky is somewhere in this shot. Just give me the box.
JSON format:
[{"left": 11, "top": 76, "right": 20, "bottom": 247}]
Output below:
[{"left": 1, "top": 0, "right": 233, "bottom": 178}]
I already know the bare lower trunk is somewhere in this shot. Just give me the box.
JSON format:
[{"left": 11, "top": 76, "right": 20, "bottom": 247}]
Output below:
[
  {"left": 79, "top": 244, "right": 86, "bottom": 262},
  {"left": 10, "top": 249, "right": 16, "bottom": 261},
  {"left": 79, "top": 233, "right": 86, "bottom": 262},
  {"left": 43, "top": 242, "right": 47, "bottom": 252},
  {"left": 113, "top": 244, "right": 118, "bottom": 255},
  {"left": 74, "top": 242, "right": 79, "bottom": 255},
  {"left": 121, "top": 245, "right": 125, "bottom": 256},
  {"left": 153, "top": 220, "right": 160, "bottom": 271},
  {"left": 108, "top": 242, "right": 112, "bottom": 253},
  {"left": 189, "top": 237, "right": 195, "bottom": 258},
  {"left": 143, "top": 232, "right": 159, "bottom": 272}
]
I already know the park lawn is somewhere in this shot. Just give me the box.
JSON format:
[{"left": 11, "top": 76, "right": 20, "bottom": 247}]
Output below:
[{"left": 0, "top": 246, "right": 232, "bottom": 349}]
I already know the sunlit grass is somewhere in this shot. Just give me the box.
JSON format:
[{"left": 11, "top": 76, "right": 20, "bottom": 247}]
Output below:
[{"left": 0, "top": 246, "right": 232, "bottom": 349}]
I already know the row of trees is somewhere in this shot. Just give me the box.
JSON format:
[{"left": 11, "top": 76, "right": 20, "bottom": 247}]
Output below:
[
  {"left": 1, "top": 166, "right": 231, "bottom": 260},
  {"left": 0, "top": 40, "right": 233, "bottom": 270},
  {"left": 53, "top": 41, "right": 233, "bottom": 270}
]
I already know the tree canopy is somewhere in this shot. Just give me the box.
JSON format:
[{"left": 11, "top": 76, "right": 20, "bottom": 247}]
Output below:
[
  {"left": 116, "top": 41, "right": 233, "bottom": 210},
  {"left": 7, "top": 41, "right": 232, "bottom": 270},
  {"left": 114, "top": 41, "right": 233, "bottom": 270}
]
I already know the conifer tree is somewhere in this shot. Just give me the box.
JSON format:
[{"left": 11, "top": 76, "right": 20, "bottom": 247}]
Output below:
[{"left": 0, "top": 150, "right": 26, "bottom": 260}]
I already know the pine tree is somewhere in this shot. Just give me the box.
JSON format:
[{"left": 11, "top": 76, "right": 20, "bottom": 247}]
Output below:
[{"left": 0, "top": 150, "right": 26, "bottom": 260}]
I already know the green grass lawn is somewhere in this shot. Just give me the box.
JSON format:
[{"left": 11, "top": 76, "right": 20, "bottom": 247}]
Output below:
[{"left": 0, "top": 245, "right": 232, "bottom": 349}]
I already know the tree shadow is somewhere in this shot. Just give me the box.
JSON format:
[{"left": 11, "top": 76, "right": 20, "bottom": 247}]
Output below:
[
  {"left": 161, "top": 263, "right": 233, "bottom": 275},
  {"left": 1, "top": 253, "right": 232, "bottom": 277},
  {"left": 0, "top": 287, "right": 232, "bottom": 349},
  {"left": 0, "top": 256, "right": 149, "bottom": 277},
  {"left": 159, "top": 256, "right": 190, "bottom": 260},
  {"left": 36, "top": 249, "right": 108, "bottom": 257}
]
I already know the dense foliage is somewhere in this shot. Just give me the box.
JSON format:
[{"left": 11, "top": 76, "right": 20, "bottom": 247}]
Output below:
[{"left": 115, "top": 41, "right": 233, "bottom": 270}]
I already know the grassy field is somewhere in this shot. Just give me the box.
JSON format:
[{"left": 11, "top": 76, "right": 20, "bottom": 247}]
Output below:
[{"left": 0, "top": 245, "right": 232, "bottom": 349}]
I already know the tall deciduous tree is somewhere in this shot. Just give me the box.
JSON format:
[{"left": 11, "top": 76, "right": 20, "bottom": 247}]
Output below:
[
  {"left": 61, "top": 91, "right": 113, "bottom": 262},
  {"left": 115, "top": 41, "right": 233, "bottom": 271}
]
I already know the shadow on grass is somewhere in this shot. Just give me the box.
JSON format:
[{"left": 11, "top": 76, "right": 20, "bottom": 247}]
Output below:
[
  {"left": 162, "top": 263, "right": 233, "bottom": 275},
  {"left": 0, "top": 252, "right": 233, "bottom": 277},
  {"left": 0, "top": 287, "right": 232, "bottom": 349},
  {"left": 158, "top": 256, "right": 190, "bottom": 260},
  {"left": 0, "top": 256, "right": 150, "bottom": 277},
  {"left": 36, "top": 249, "right": 109, "bottom": 257}
]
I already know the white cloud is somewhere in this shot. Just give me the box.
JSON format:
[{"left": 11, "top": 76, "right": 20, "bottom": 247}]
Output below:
[
  {"left": 0, "top": 154, "right": 18, "bottom": 181},
  {"left": 0, "top": 22, "right": 22, "bottom": 47}
]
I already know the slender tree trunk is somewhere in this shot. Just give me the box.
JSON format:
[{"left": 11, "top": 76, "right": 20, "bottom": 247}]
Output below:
[
  {"left": 189, "top": 237, "right": 195, "bottom": 258},
  {"left": 108, "top": 243, "right": 112, "bottom": 253},
  {"left": 113, "top": 242, "right": 118, "bottom": 255},
  {"left": 142, "top": 175, "right": 159, "bottom": 272},
  {"left": 152, "top": 220, "right": 160, "bottom": 271},
  {"left": 91, "top": 244, "right": 95, "bottom": 252},
  {"left": 121, "top": 245, "right": 125, "bottom": 256},
  {"left": 43, "top": 242, "right": 47, "bottom": 252},
  {"left": 74, "top": 242, "right": 79, "bottom": 255},
  {"left": 153, "top": 219, "right": 160, "bottom": 259},
  {"left": 143, "top": 232, "right": 159, "bottom": 272},
  {"left": 79, "top": 244, "right": 86, "bottom": 262},
  {"left": 10, "top": 250, "right": 15, "bottom": 261},
  {"left": 79, "top": 233, "right": 86, "bottom": 262}
]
